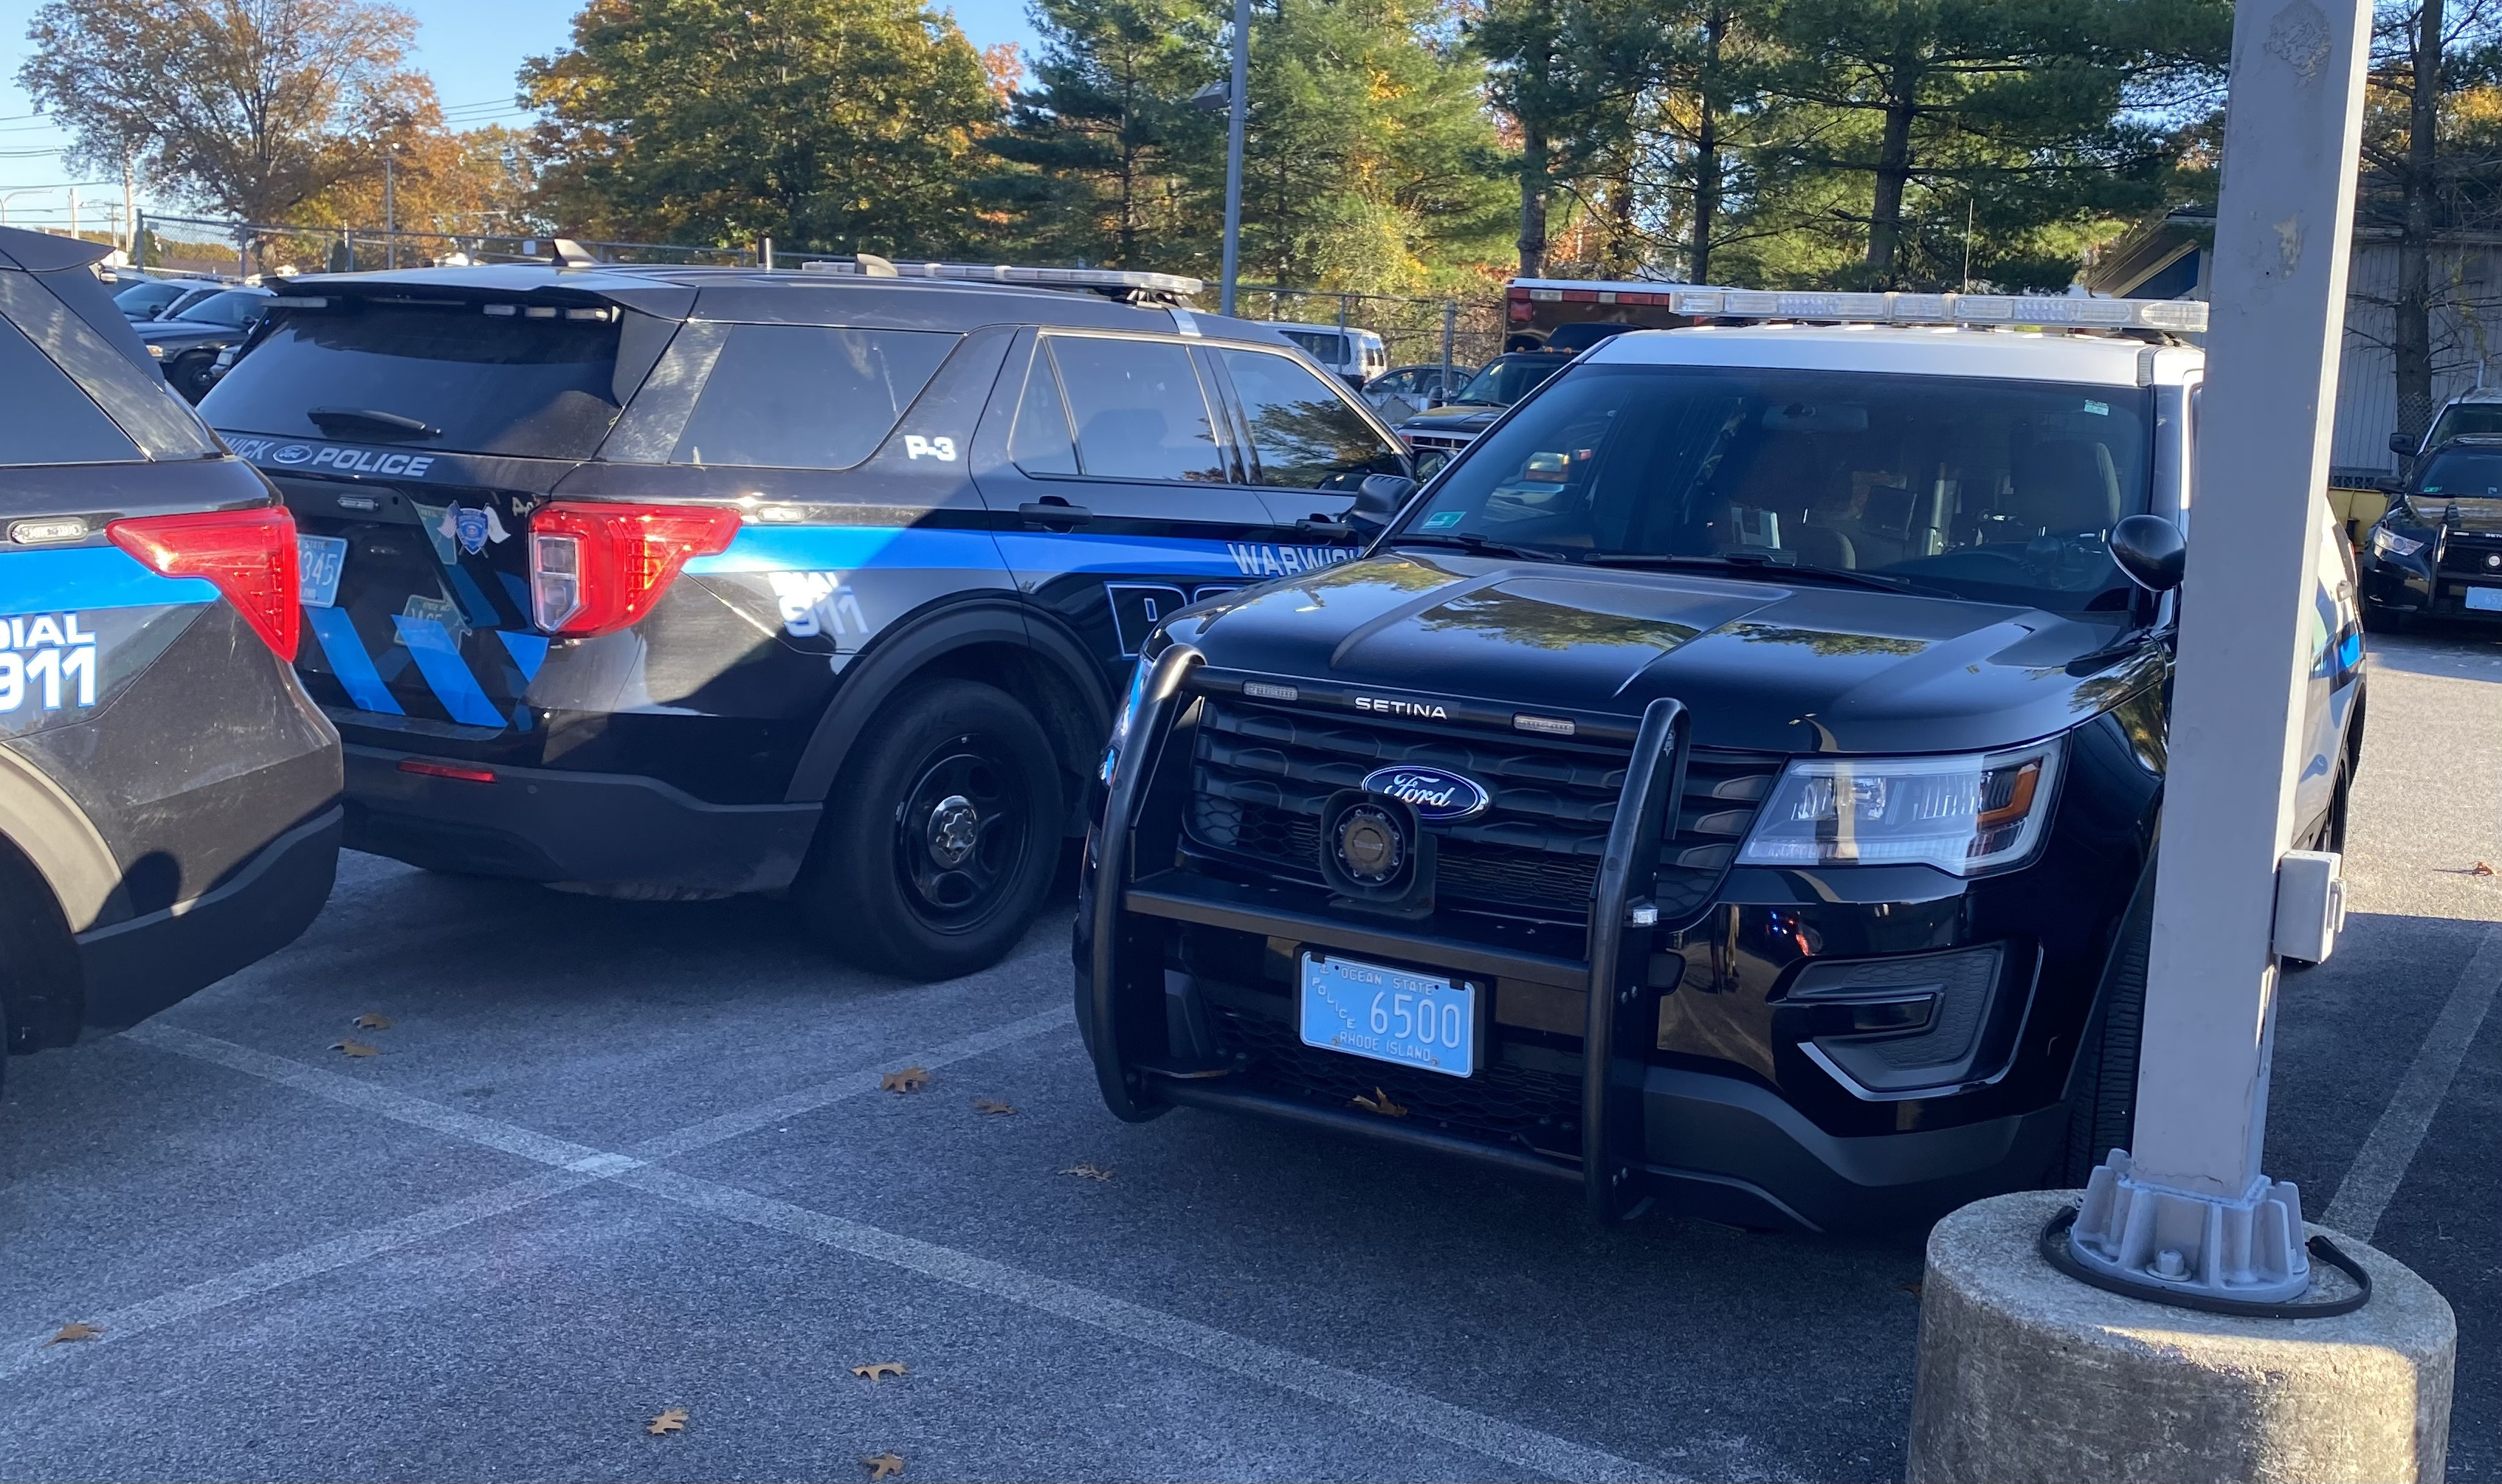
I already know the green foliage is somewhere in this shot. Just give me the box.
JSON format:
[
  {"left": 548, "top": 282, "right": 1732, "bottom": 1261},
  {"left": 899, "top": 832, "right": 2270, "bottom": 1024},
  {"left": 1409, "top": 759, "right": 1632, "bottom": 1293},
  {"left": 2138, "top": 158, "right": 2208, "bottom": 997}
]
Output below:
[{"left": 522, "top": 0, "right": 1002, "bottom": 253}]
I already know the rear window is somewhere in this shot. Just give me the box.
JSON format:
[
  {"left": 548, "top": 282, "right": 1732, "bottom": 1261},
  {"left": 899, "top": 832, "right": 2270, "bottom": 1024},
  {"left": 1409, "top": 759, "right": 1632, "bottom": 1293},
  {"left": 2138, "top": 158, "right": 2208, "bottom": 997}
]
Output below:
[
  {"left": 0, "top": 314, "right": 143, "bottom": 465},
  {"left": 1281, "top": 330, "right": 1348, "bottom": 365},
  {"left": 200, "top": 301, "right": 630, "bottom": 459},
  {"left": 669, "top": 324, "right": 957, "bottom": 469}
]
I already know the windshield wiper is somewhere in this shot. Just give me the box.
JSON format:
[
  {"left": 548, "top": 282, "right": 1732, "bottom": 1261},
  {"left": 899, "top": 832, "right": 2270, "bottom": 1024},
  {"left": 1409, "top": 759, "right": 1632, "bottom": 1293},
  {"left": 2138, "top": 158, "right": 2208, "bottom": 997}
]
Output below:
[
  {"left": 307, "top": 406, "right": 442, "bottom": 442},
  {"left": 1579, "top": 551, "right": 1955, "bottom": 598},
  {"left": 1389, "top": 531, "right": 1573, "bottom": 563}
]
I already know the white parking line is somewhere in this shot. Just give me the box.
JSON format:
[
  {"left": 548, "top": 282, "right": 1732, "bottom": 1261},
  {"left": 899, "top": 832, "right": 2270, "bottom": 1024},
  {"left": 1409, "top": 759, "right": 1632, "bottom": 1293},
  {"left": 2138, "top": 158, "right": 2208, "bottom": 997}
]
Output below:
[
  {"left": 2320, "top": 926, "right": 2502, "bottom": 1239},
  {"left": 80, "top": 1007, "right": 1679, "bottom": 1483}
]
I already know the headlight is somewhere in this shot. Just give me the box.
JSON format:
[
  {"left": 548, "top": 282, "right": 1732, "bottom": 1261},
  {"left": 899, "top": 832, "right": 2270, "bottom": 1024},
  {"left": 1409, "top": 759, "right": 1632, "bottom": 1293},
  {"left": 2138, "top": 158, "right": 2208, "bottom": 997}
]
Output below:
[
  {"left": 1736, "top": 740, "right": 2062, "bottom": 877},
  {"left": 2371, "top": 526, "right": 2427, "bottom": 559}
]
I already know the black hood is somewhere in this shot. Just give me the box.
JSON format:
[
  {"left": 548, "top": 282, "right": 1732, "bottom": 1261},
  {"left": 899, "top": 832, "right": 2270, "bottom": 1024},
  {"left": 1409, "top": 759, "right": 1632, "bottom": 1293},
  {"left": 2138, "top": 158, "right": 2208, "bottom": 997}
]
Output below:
[{"left": 1162, "top": 552, "right": 2157, "bottom": 756}]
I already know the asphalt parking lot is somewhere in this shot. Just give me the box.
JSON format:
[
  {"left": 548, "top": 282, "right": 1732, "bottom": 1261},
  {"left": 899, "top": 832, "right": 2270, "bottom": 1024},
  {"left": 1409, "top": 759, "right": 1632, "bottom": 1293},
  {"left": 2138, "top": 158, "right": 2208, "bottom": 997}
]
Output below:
[{"left": 2, "top": 631, "right": 2496, "bottom": 1484}]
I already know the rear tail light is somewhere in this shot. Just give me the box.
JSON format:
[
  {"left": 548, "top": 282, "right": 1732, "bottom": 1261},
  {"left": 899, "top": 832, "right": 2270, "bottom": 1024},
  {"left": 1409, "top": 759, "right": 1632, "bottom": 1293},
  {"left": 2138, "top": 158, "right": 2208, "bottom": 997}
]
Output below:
[
  {"left": 528, "top": 502, "right": 741, "bottom": 637},
  {"left": 106, "top": 505, "right": 300, "bottom": 660}
]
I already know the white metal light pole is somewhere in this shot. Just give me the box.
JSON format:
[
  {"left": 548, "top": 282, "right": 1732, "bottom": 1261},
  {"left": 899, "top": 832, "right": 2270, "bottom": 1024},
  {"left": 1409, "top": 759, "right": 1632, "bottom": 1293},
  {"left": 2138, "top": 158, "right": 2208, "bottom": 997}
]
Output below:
[
  {"left": 1219, "top": 0, "right": 1249, "bottom": 317},
  {"left": 2067, "top": 0, "right": 2373, "bottom": 1300}
]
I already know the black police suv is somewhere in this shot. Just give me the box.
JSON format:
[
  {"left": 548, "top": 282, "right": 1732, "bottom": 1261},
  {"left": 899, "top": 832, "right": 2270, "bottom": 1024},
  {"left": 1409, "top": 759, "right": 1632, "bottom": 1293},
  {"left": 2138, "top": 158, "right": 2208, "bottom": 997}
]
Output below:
[
  {"left": 1081, "top": 322, "right": 2367, "bottom": 1232},
  {"left": 0, "top": 227, "right": 340, "bottom": 1087},
  {"left": 196, "top": 254, "right": 1410, "bottom": 979},
  {"left": 140, "top": 284, "right": 272, "bottom": 402},
  {"left": 2359, "top": 434, "right": 2502, "bottom": 626}
]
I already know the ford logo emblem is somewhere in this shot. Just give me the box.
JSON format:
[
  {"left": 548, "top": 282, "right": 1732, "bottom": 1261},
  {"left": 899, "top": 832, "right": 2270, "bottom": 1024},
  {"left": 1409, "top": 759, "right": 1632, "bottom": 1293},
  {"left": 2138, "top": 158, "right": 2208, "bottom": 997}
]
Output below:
[
  {"left": 1362, "top": 765, "right": 1489, "bottom": 821},
  {"left": 273, "top": 444, "right": 314, "bottom": 464}
]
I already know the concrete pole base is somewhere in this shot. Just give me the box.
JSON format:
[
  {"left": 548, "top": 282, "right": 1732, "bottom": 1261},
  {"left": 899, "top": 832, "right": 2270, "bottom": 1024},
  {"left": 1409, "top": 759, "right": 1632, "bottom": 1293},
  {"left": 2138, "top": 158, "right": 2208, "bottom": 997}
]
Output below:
[{"left": 1906, "top": 1190, "right": 2456, "bottom": 1484}]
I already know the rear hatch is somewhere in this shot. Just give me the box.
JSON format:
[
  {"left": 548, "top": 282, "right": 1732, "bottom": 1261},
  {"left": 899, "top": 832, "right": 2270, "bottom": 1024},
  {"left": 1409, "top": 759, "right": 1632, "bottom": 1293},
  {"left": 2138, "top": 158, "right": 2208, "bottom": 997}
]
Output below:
[{"left": 201, "top": 287, "right": 672, "bottom": 750}]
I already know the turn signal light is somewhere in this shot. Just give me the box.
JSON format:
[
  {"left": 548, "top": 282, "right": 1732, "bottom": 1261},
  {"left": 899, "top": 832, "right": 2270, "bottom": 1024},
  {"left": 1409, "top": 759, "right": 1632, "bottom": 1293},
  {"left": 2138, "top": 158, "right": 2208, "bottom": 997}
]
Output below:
[
  {"left": 528, "top": 503, "right": 741, "bottom": 638},
  {"left": 106, "top": 505, "right": 300, "bottom": 660}
]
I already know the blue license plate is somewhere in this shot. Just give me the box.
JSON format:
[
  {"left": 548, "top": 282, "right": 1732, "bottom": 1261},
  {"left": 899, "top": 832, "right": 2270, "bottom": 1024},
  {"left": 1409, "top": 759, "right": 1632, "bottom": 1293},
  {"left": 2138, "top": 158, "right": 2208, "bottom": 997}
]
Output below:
[
  {"left": 1298, "top": 953, "right": 1476, "bottom": 1077},
  {"left": 298, "top": 534, "right": 348, "bottom": 608},
  {"left": 2466, "top": 586, "right": 2502, "bottom": 612}
]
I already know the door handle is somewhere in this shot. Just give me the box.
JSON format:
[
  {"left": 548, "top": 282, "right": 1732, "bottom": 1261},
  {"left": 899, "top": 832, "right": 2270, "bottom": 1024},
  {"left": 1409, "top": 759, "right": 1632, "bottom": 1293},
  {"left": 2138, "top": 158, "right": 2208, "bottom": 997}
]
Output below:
[{"left": 1019, "top": 500, "right": 1093, "bottom": 530}]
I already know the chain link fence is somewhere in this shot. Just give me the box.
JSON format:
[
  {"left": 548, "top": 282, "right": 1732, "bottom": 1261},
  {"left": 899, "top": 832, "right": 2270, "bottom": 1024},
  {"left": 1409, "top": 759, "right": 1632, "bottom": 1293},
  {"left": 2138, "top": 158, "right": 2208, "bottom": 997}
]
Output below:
[{"left": 1230, "top": 284, "right": 1505, "bottom": 379}]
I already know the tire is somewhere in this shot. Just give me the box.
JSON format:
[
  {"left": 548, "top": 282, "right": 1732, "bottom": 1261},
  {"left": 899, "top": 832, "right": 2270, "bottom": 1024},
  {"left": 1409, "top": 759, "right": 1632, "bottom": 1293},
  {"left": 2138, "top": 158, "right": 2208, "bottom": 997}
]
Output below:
[
  {"left": 792, "top": 680, "right": 1065, "bottom": 981},
  {"left": 168, "top": 352, "right": 217, "bottom": 403},
  {"left": 2050, "top": 875, "right": 2152, "bottom": 1189}
]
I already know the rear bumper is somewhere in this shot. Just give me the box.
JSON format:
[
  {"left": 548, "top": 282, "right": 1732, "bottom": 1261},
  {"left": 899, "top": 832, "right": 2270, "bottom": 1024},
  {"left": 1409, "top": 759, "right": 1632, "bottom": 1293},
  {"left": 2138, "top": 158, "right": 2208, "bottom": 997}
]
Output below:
[
  {"left": 77, "top": 804, "right": 343, "bottom": 1029},
  {"left": 343, "top": 744, "right": 819, "bottom": 893}
]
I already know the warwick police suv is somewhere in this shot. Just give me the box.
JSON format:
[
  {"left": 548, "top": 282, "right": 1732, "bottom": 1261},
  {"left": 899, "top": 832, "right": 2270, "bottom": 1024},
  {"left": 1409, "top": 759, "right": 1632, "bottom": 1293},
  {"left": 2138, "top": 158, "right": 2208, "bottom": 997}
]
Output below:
[
  {"left": 197, "top": 251, "right": 1407, "bottom": 976},
  {"left": 0, "top": 227, "right": 339, "bottom": 1086},
  {"left": 1081, "top": 289, "right": 2368, "bottom": 1232}
]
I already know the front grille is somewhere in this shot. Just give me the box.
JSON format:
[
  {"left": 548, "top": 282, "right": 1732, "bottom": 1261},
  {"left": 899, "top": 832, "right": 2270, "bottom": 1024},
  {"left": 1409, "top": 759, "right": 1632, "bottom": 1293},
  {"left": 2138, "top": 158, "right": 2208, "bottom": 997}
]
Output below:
[
  {"left": 2438, "top": 531, "right": 2502, "bottom": 576},
  {"left": 1187, "top": 697, "right": 1782, "bottom": 924},
  {"left": 1399, "top": 430, "right": 1476, "bottom": 453},
  {"left": 1209, "top": 1002, "right": 1582, "bottom": 1156}
]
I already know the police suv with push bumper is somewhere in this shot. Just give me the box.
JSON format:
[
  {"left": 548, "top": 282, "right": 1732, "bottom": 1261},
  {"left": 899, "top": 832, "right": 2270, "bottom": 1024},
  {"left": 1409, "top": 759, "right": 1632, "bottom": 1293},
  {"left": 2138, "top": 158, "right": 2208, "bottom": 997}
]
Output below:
[
  {"left": 0, "top": 227, "right": 340, "bottom": 1086},
  {"left": 1081, "top": 288, "right": 2368, "bottom": 1232},
  {"left": 197, "top": 251, "right": 1410, "bottom": 977}
]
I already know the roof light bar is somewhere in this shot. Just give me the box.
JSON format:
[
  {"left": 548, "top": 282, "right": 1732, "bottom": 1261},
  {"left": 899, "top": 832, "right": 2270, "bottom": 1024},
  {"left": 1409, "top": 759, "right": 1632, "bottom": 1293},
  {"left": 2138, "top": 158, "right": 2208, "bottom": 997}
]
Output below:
[
  {"left": 799, "top": 258, "right": 1204, "bottom": 294},
  {"left": 1666, "top": 286, "right": 2206, "bottom": 334}
]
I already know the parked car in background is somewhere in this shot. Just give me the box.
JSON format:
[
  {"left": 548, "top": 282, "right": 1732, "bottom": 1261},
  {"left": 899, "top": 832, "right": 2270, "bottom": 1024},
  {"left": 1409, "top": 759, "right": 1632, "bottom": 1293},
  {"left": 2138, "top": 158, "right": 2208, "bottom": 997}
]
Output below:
[
  {"left": 198, "top": 252, "right": 1408, "bottom": 981},
  {"left": 0, "top": 227, "right": 340, "bottom": 1091},
  {"left": 1268, "top": 322, "right": 1388, "bottom": 388},
  {"left": 1361, "top": 363, "right": 1472, "bottom": 423},
  {"left": 111, "top": 274, "right": 219, "bottom": 322},
  {"left": 139, "top": 284, "right": 272, "bottom": 401},
  {"left": 1390, "top": 349, "right": 1576, "bottom": 474},
  {"left": 2392, "top": 387, "right": 2502, "bottom": 463},
  {"left": 2359, "top": 434, "right": 2502, "bottom": 627}
]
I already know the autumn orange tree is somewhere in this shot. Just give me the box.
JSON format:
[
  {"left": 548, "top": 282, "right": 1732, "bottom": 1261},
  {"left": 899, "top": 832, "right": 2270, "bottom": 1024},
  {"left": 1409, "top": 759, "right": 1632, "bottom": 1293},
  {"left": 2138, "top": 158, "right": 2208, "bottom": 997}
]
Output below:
[{"left": 20, "top": 0, "right": 440, "bottom": 227}]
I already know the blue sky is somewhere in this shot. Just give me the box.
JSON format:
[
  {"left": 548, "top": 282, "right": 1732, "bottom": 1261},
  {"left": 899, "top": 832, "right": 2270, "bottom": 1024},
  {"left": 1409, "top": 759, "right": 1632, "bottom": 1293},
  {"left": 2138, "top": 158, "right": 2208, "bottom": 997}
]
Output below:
[{"left": 0, "top": 0, "right": 1041, "bottom": 231}]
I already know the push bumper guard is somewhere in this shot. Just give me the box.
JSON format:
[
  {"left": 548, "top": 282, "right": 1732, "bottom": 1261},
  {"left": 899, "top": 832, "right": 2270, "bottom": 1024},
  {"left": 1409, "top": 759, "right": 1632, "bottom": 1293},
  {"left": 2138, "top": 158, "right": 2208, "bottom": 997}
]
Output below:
[{"left": 1085, "top": 645, "right": 1690, "bottom": 1223}]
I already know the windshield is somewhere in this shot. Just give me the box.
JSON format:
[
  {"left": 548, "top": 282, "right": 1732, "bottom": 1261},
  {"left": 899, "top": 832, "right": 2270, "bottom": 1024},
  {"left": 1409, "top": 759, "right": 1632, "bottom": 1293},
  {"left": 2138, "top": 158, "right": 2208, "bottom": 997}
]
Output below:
[
  {"left": 2413, "top": 446, "right": 2502, "bottom": 497},
  {"left": 1453, "top": 355, "right": 1568, "bottom": 407},
  {"left": 114, "top": 280, "right": 190, "bottom": 316},
  {"left": 1398, "top": 362, "right": 2153, "bottom": 612},
  {"left": 173, "top": 289, "right": 263, "bottom": 328},
  {"left": 2427, "top": 404, "right": 2502, "bottom": 449},
  {"left": 201, "top": 300, "right": 625, "bottom": 458}
]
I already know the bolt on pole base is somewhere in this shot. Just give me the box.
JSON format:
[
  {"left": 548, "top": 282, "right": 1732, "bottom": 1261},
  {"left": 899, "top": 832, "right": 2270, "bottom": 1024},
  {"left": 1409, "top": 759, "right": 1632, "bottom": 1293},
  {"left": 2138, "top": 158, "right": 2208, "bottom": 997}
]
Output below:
[{"left": 2067, "top": 1148, "right": 2311, "bottom": 1304}]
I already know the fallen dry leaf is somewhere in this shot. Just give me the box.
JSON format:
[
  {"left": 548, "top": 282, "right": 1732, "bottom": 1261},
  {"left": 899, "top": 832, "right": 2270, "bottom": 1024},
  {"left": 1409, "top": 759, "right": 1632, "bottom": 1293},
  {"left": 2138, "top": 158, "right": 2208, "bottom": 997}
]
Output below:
[
  {"left": 881, "top": 1066, "right": 930, "bottom": 1094},
  {"left": 646, "top": 1407, "right": 688, "bottom": 1436},
  {"left": 861, "top": 1453, "right": 906, "bottom": 1480},
  {"left": 972, "top": 1097, "right": 1017, "bottom": 1117},
  {"left": 1900, "top": 1281, "right": 1923, "bottom": 1300},
  {"left": 1351, "top": 1086, "right": 1408, "bottom": 1118},
  {"left": 43, "top": 1322, "right": 101, "bottom": 1346},
  {"left": 849, "top": 1361, "right": 908, "bottom": 1381},
  {"left": 1059, "top": 1162, "right": 1114, "bottom": 1181},
  {"left": 2475, "top": 861, "right": 2496, "bottom": 877},
  {"left": 330, "top": 1040, "right": 381, "bottom": 1058},
  {"left": 352, "top": 1012, "right": 394, "bottom": 1030}
]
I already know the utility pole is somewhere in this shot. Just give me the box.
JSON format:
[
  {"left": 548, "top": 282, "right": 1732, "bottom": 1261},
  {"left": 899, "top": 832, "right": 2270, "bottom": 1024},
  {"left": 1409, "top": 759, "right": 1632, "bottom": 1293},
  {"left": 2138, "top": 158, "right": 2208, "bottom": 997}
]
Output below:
[
  {"left": 66, "top": 187, "right": 77, "bottom": 241},
  {"left": 1219, "top": 0, "right": 1248, "bottom": 316},
  {"left": 1439, "top": 300, "right": 1456, "bottom": 400},
  {"left": 2066, "top": 0, "right": 2373, "bottom": 1301},
  {"left": 384, "top": 157, "right": 397, "bottom": 270},
  {"left": 121, "top": 152, "right": 134, "bottom": 253}
]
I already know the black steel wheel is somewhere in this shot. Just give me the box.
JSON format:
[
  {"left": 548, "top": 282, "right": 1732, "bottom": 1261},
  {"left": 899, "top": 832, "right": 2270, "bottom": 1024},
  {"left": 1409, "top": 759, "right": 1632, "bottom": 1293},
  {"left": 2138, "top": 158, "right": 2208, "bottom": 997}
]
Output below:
[
  {"left": 793, "top": 680, "right": 1064, "bottom": 981},
  {"left": 168, "top": 351, "right": 217, "bottom": 403}
]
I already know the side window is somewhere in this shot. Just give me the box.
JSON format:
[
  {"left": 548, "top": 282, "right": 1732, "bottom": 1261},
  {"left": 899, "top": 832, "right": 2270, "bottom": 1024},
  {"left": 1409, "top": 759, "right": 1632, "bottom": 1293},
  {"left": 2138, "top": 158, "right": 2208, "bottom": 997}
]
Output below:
[
  {"left": 1046, "top": 336, "right": 1226, "bottom": 483},
  {"left": 0, "top": 316, "right": 142, "bottom": 466},
  {"left": 671, "top": 323, "right": 957, "bottom": 469},
  {"left": 1009, "top": 343, "right": 1078, "bottom": 475},
  {"left": 1218, "top": 347, "right": 1403, "bottom": 490}
]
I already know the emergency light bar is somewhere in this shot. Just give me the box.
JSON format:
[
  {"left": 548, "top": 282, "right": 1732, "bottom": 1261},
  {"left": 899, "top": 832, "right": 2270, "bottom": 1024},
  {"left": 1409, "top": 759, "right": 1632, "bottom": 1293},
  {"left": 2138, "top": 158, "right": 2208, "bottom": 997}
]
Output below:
[
  {"left": 1646, "top": 286, "right": 2207, "bottom": 334},
  {"left": 799, "top": 258, "right": 1203, "bottom": 295}
]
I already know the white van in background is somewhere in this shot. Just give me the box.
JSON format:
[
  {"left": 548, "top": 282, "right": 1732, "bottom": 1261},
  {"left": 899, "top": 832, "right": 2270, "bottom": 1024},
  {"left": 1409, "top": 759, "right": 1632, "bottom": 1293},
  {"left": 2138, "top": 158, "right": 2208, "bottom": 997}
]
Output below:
[{"left": 1269, "top": 322, "right": 1387, "bottom": 387}]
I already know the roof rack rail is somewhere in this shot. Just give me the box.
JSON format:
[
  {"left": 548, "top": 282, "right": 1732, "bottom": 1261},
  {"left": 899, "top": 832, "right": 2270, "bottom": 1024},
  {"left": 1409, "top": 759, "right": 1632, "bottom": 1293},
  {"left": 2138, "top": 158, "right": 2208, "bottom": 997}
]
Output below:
[
  {"left": 1661, "top": 286, "right": 2206, "bottom": 334},
  {"left": 797, "top": 258, "right": 1203, "bottom": 299}
]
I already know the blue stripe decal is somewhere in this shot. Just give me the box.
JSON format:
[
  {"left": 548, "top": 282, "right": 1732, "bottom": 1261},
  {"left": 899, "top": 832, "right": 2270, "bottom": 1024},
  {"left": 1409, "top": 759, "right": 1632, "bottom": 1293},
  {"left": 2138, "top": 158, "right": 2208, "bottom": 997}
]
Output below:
[
  {"left": 390, "top": 615, "right": 505, "bottom": 728},
  {"left": 685, "top": 525, "right": 1001, "bottom": 574},
  {"left": 497, "top": 570, "right": 532, "bottom": 612},
  {"left": 0, "top": 545, "right": 218, "bottom": 615},
  {"left": 495, "top": 629, "right": 549, "bottom": 683},
  {"left": 681, "top": 524, "right": 1332, "bottom": 581},
  {"left": 305, "top": 607, "right": 404, "bottom": 716},
  {"left": 444, "top": 563, "right": 502, "bottom": 627}
]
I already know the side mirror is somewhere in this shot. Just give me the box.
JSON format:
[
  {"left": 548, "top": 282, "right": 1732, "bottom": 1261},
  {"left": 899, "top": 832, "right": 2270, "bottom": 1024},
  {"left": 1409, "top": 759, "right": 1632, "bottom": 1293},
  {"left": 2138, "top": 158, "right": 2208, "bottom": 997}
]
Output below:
[
  {"left": 2390, "top": 431, "right": 2416, "bottom": 456},
  {"left": 2109, "top": 514, "right": 2185, "bottom": 593},
  {"left": 2371, "top": 475, "right": 2405, "bottom": 495},
  {"left": 1349, "top": 472, "right": 1416, "bottom": 531}
]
